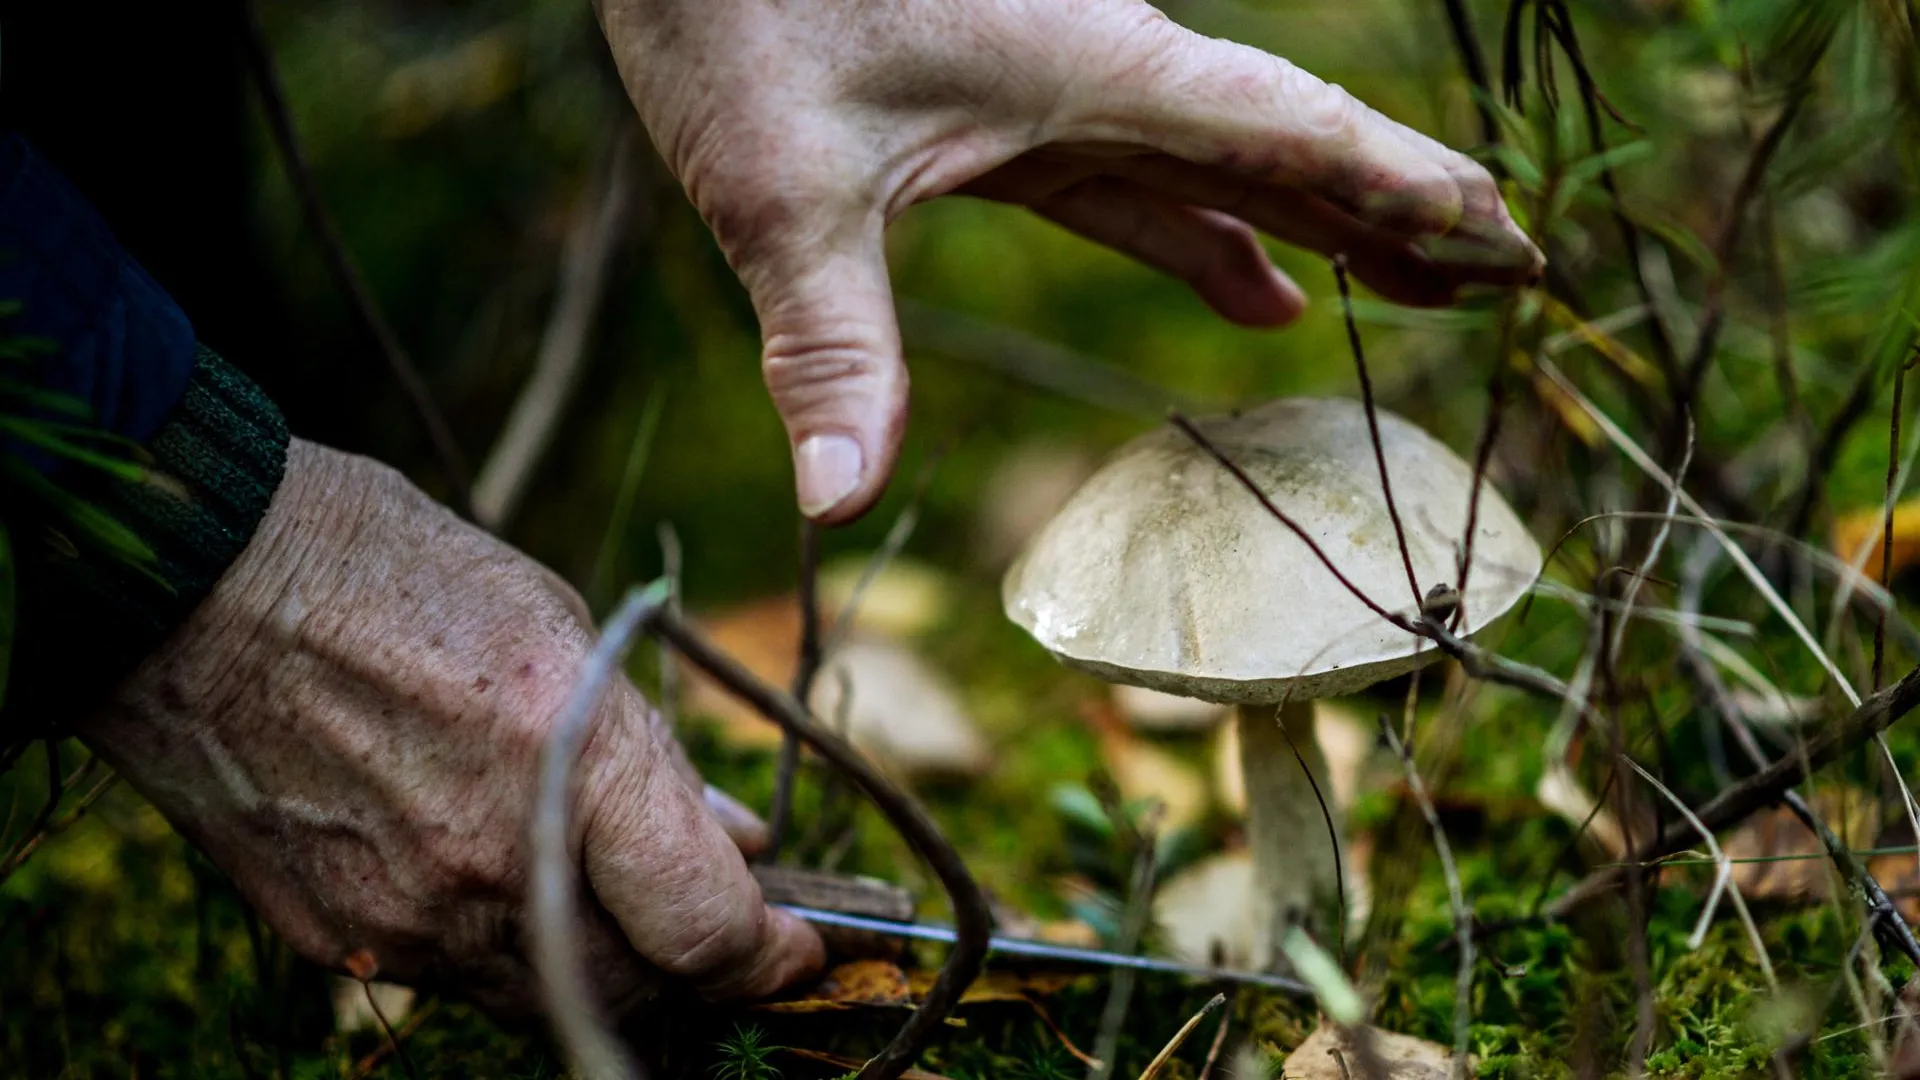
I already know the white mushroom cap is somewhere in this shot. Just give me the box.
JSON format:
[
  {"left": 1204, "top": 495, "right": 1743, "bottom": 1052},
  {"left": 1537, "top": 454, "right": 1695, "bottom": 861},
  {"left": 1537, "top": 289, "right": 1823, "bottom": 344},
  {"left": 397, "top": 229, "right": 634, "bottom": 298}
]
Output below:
[{"left": 1003, "top": 397, "right": 1541, "bottom": 703}]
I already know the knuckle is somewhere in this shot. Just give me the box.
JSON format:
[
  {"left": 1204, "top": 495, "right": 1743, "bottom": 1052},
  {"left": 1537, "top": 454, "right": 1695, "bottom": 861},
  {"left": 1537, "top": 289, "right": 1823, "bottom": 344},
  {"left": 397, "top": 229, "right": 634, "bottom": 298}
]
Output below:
[
  {"left": 1280, "top": 66, "right": 1364, "bottom": 145},
  {"left": 760, "top": 335, "right": 903, "bottom": 424},
  {"left": 653, "top": 887, "right": 764, "bottom": 979}
]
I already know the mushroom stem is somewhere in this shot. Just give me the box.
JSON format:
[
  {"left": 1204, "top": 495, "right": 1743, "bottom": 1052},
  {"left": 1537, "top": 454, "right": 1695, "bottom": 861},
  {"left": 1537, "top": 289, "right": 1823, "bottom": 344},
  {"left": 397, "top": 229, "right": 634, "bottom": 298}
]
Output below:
[{"left": 1236, "top": 699, "right": 1342, "bottom": 968}]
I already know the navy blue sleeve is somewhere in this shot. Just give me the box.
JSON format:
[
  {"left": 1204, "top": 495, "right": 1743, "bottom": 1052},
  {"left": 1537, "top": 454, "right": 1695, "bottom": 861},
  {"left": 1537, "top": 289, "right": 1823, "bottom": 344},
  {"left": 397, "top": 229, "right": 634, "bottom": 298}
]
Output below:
[{"left": 0, "top": 134, "right": 196, "bottom": 447}]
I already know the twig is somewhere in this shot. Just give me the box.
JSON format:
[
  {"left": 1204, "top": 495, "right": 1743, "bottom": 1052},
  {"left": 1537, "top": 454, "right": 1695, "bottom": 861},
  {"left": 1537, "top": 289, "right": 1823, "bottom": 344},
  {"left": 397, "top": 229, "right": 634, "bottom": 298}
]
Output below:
[
  {"left": 1677, "top": 541, "right": 1920, "bottom": 966},
  {"left": 0, "top": 746, "right": 114, "bottom": 883},
  {"left": 1878, "top": 354, "right": 1920, "bottom": 690},
  {"left": 1137, "top": 993, "right": 1227, "bottom": 1080},
  {"left": 1091, "top": 812, "right": 1161, "bottom": 1080},
  {"left": 529, "top": 582, "right": 669, "bottom": 1080},
  {"left": 645, "top": 607, "right": 992, "bottom": 1080},
  {"left": 1274, "top": 702, "right": 1348, "bottom": 963},
  {"left": 657, "top": 522, "right": 682, "bottom": 730},
  {"left": 347, "top": 1000, "right": 440, "bottom": 1080},
  {"left": 1679, "top": 86, "right": 1817, "bottom": 408},
  {"left": 1194, "top": 992, "right": 1234, "bottom": 1080},
  {"left": 1452, "top": 305, "right": 1515, "bottom": 632},
  {"left": 900, "top": 300, "right": 1210, "bottom": 418},
  {"left": 1333, "top": 259, "right": 1422, "bottom": 608},
  {"left": 1378, "top": 720, "right": 1474, "bottom": 1080},
  {"left": 1623, "top": 760, "right": 1777, "bottom": 986},
  {"left": 1784, "top": 346, "right": 1885, "bottom": 542},
  {"left": 237, "top": 0, "right": 472, "bottom": 513},
  {"left": 767, "top": 520, "right": 824, "bottom": 860},
  {"left": 358, "top": 976, "right": 421, "bottom": 1080},
  {"left": 1547, "top": 665, "right": 1920, "bottom": 920},
  {"left": 1437, "top": 0, "right": 1499, "bottom": 146},
  {"left": 472, "top": 125, "right": 641, "bottom": 532},
  {"left": 587, "top": 389, "right": 668, "bottom": 609}
]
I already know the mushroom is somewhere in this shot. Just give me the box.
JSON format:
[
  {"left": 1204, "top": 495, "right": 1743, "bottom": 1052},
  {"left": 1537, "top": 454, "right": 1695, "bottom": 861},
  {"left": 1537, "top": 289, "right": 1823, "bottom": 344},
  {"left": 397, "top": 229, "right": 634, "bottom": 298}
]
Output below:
[{"left": 1004, "top": 397, "right": 1540, "bottom": 964}]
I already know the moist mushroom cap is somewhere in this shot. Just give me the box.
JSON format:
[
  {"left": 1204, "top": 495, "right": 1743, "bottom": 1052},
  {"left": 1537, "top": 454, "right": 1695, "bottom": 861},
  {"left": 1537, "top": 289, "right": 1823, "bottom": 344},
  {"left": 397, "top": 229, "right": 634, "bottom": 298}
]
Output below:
[{"left": 1002, "top": 397, "right": 1542, "bottom": 704}]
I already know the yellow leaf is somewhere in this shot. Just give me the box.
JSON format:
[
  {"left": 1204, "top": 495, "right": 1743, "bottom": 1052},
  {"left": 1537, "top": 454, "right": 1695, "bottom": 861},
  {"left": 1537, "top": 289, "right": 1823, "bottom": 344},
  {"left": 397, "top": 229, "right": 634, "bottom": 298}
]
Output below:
[{"left": 1830, "top": 499, "right": 1920, "bottom": 584}]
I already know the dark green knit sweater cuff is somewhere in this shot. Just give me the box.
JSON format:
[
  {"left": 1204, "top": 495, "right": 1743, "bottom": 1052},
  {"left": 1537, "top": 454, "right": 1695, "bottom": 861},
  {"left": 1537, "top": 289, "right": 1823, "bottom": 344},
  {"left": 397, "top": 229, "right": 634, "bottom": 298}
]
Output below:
[{"left": 10, "top": 345, "right": 288, "bottom": 735}]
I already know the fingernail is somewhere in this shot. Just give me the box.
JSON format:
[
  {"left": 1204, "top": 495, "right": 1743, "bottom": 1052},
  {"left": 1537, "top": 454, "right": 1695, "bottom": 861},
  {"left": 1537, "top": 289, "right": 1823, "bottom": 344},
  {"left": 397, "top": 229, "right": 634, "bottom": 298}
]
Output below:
[
  {"left": 705, "top": 785, "right": 770, "bottom": 849},
  {"left": 795, "top": 433, "right": 863, "bottom": 518}
]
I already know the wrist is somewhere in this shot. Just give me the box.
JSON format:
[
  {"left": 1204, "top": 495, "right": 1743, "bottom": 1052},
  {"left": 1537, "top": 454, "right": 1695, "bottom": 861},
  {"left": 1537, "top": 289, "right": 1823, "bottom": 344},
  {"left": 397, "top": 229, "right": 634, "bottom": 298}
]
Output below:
[{"left": 7, "top": 346, "right": 290, "bottom": 734}]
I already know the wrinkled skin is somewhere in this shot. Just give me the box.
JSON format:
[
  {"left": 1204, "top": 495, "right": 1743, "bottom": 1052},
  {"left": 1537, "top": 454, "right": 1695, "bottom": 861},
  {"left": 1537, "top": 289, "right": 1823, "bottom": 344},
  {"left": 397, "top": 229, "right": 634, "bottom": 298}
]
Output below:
[
  {"left": 82, "top": 441, "right": 823, "bottom": 1012},
  {"left": 596, "top": 0, "right": 1543, "bottom": 523},
  {"left": 81, "top": 1, "right": 1542, "bottom": 1015}
]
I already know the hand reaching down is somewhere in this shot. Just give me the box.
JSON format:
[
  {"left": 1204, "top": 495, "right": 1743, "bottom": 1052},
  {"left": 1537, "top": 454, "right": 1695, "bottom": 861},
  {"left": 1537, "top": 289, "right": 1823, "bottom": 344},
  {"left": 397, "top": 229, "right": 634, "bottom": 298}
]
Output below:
[
  {"left": 594, "top": 0, "right": 1543, "bottom": 523},
  {"left": 80, "top": 439, "right": 824, "bottom": 1013}
]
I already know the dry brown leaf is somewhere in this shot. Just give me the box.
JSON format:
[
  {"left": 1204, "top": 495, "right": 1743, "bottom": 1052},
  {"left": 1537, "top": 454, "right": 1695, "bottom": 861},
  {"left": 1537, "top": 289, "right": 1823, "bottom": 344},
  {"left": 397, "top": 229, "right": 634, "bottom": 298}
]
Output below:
[
  {"left": 1716, "top": 788, "right": 1878, "bottom": 903},
  {"left": 753, "top": 959, "right": 913, "bottom": 1013},
  {"left": 783, "top": 1047, "right": 954, "bottom": 1079},
  {"left": 1535, "top": 763, "right": 1629, "bottom": 859},
  {"left": 1282, "top": 1024, "right": 1467, "bottom": 1079},
  {"left": 904, "top": 968, "right": 1078, "bottom": 1003},
  {"left": 1831, "top": 499, "right": 1920, "bottom": 584}
]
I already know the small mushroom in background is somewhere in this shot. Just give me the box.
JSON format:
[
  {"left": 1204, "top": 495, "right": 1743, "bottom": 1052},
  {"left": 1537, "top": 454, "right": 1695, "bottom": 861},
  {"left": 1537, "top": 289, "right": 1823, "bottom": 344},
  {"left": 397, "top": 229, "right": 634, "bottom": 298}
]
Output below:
[
  {"left": 1005, "top": 398, "right": 1541, "bottom": 966},
  {"left": 972, "top": 438, "right": 1100, "bottom": 570},
  {"left": 331, "top": 978, "right": 414, "bottom": 1034},
  {"left": 682, "top": 568, "right": 988, "bottom": 778},
  {"left": 817, "top": 553, "right": 953, "bottom": 639}
]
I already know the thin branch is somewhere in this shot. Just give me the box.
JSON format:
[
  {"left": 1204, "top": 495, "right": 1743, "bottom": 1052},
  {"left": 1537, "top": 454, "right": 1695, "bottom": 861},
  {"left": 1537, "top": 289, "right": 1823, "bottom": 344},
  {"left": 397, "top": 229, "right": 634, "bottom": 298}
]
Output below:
[
  {"left": 1547, "top": 665, "right": 1920, "bottom": 920},
  {"left": 472, "top": 125, "right": 642, "bottom": 532},
  {"left": 645, "top": 607, "right": 991, "bottom": 1080},
  {"left": 1379, "top": 720, "right": 1474, "bottom": 1080},
  {"left": 1137, "top": 993, "right": 1227, "bottom": 1080},
  {"left": 767, "top": 519, "right": 824, "bottom": 861},
  {"left": 529, "top": 582, "right": 668, "bottom": 1080},
  {"left": 1090, "top": 814, "right": 1160, "bottom": 1080},
  {"left": 1679, "top": 77, "right": 1822, "bottom": 408},
  {"left": 237, "top": 0, "right": 473, "bottom": 513},
  {"left": 1334, "top": 259, "right": 1423, "bottom": 608}
]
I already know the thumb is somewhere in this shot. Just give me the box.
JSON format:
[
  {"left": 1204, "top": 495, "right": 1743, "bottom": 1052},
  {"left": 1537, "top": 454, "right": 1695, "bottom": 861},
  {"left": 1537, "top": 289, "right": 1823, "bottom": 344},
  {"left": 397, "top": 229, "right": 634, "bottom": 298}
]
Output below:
[{"left": 736, "top": 205, "right": 906, "bottom": 525}]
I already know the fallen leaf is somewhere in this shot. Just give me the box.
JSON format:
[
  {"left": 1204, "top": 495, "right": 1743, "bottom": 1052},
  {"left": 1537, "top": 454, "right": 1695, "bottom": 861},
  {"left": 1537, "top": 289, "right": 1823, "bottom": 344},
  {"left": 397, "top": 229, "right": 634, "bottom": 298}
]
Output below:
[
  {"left": 784, "top": 1047, "right": 954, "bottom": 1079},
  {"left": 754, "top": 959, "right": 913, "bottom": 1013},
  {"left": 1717, "top": 788, "right": 1878, "bottom": 903},
  {"left": 1831, "top": 499, "right": 1920, "bottom": 584},
  {"left": 1281, "top": 1024, "right": 1468, "bottom": 1080},
  {"left": 905, "top": 968, "right": 1078, "bottom": 1003}
]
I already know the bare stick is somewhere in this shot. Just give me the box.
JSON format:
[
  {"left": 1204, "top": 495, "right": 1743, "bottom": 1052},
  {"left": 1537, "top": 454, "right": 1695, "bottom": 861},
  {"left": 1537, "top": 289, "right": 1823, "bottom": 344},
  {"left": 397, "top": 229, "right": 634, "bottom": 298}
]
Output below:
[
  {"left": 473, "top": 126, "right": 641, "bottom": 532},
  {"left": 645, "top": 607, "right": 991, "bottom": 1080},
  {"left": 1678, "top": 542, "right": 1920, "bottom": 966},
  {"left": 1090, "top": 816, "right": 1160, "bottom": 1080},
  {"left": 238, "top": 0, "right": 472, "bottom": 513},
  {"left": 529, "top": 583, "right": 668, "bottom": 1080},
  {"left": 1378, "top": 720, "right": 1474, "bottom": 1080},
  {"left": 1548, "top": 665, "right": 1920, "bottom": 920},
  {"left": 767, "top": 519, "right": 823, "bottom": 860},
  {"left": 1623, "top": 760, "right": 1776, "bottom": 987},
  {"left": 1137, "top": 993, "right": 1227, "bottom": 1080},
  {"left": 657, "top": 522, "right": 682, "bottom": 730},
  {"left": 1195, "top": 992, "right": 1234, "bottom": 1080},
  {"left": 1333, "top": 259, "right": 1423, "bottom": 608},
  {"left": 1437, "top": 0, "right": 1499, "bottom": 146}
]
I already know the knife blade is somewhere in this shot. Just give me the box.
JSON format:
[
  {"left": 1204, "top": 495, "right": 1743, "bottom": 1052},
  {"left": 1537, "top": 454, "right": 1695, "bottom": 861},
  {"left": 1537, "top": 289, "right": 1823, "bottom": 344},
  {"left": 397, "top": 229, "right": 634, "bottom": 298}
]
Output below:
[{"left": 772, "top": 903, "right": 1313, "bottom": 995}]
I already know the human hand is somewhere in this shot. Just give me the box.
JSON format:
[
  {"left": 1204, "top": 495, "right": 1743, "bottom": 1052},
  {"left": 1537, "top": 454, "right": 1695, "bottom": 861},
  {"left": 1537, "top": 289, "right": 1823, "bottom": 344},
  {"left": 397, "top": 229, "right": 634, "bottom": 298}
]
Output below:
[
  {"left": 594, "top": 0, "right": 1542, "bottom": 524},
  {"left": 79, "top": 439, "right": 824, "bottom": 1013}
]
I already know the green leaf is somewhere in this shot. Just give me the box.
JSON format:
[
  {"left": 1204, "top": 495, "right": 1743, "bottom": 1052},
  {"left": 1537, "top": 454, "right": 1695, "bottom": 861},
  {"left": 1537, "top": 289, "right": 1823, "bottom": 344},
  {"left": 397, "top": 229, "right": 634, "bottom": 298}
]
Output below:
[
  {"left": 1280, "top": 926, "right": 1364, "bottom": 1025},
  {"left": 0, "top": 417, "right": 152, "bottom": 483}
]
